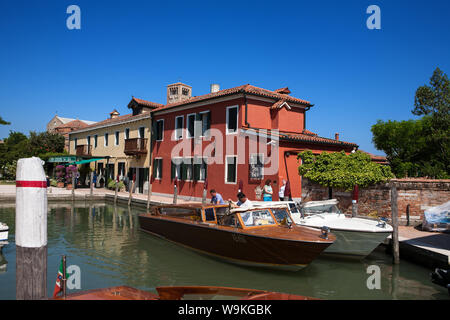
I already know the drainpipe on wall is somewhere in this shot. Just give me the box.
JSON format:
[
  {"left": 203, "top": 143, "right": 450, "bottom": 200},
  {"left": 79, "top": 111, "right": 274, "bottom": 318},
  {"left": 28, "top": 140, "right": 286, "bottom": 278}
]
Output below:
[
  {"left": 302, "top": 104, "right": 313, "bottom": 132},
  {"left": 244, "top": 93, "right": 250, "bottom": 128}
]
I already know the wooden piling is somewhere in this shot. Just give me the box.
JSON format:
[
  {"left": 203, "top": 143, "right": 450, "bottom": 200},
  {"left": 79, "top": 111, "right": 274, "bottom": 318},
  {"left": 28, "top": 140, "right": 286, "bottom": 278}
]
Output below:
[
  {"left": 90, "top": 171, "right": 94, "bottom": 196},
  {"left": 173, "top": 184, "right": 178, "bottom": 204},
  {"left": 391, "top": 182, "right": 400, "bottom": 264},
  {"left": 72, "top": 174, "right": 75, "bottom": 201},
  {"left": 114, "top": 182, "right": 118, "bottom": 205},
  {"left": 15, "top": 157, "right": 48, "bottom": 300},
  {"left": 128, "top": 181, "right": 134, "bottom": 206}
]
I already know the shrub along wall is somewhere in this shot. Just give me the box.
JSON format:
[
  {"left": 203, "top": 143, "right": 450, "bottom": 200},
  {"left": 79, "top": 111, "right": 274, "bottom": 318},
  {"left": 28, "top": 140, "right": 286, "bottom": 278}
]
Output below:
[{"left": 301, "top": 178, "right": 450, "bottom": 225}]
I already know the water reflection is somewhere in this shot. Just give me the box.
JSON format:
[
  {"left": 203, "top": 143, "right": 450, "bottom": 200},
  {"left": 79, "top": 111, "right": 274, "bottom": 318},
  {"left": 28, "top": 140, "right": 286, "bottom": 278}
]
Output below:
[{"left": 0, "top": 202, "right": 448, "bottom": 300}]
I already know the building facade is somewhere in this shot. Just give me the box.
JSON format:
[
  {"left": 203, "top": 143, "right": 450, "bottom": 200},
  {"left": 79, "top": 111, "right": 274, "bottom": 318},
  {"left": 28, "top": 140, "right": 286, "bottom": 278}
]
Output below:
[
  {"left": 68, "top": 99, "right": 162, "bottom": 193},
  {"left": 68, "top": 82, "right": 382, "bottom": 201},
  {"left": 146, "top": 83, "right": 358, "bottom": 202}
]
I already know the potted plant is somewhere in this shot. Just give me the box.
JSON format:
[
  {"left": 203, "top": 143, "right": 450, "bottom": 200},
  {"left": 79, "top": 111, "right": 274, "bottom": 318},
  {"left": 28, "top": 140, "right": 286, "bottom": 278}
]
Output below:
[
  {"left": 65, "top": 165, "right": 78, "bottom": 190},
  {"left": 55, "top": 165, "right": 65, "bottom": 188}
]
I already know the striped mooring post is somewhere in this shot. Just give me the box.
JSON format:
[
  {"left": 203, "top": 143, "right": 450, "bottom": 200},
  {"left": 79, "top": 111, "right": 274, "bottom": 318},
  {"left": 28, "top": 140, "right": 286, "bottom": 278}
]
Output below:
[{"left": 15, "top": 157, "right": 48, "bottom": 300}]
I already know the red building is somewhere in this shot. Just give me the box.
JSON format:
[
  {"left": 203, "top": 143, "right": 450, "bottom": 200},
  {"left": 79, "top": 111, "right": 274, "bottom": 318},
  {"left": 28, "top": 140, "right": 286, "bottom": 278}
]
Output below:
[{"left": 136, "top": 83, "right": 360, "bottom": 202}]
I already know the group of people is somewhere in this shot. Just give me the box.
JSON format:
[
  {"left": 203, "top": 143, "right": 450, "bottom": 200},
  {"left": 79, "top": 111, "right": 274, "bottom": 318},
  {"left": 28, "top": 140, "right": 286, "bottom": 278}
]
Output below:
[{"left": 209, "top": 178, "right": 292, "bottom": 209}]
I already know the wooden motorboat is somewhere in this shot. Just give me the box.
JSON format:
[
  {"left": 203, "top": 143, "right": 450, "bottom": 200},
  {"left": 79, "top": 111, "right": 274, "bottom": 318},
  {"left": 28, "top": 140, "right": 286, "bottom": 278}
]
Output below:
[
  {"left": 53, "top": 285, "right": 319, "bottom": 300},
  {"left": 138, "top": 203, "right": 335, "bottom": 271}
]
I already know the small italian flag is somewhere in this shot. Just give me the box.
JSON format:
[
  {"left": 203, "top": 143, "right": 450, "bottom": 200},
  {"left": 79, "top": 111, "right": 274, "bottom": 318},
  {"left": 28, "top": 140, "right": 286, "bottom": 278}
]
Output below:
[{"left": 53, "top": 257, "right": 68, "bottom": 298}]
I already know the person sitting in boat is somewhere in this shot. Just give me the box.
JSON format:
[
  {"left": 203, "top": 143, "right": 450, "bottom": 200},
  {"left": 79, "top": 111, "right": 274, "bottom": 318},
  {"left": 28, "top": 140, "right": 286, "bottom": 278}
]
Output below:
[
  {"left": 229, "top": 192, "right": 253, "bottom": 210},
  {"left": 210, "top": 189, "right": 225, "bottom": 205}
]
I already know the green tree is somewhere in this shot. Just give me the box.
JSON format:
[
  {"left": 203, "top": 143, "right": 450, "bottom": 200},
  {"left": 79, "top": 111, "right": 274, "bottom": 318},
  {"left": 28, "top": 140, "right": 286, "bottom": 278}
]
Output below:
[
  {"left": 27, "top": 131, "right": 65, "bottom": 156},
  {"left": 413, "top": 67, "right": 450, "bottom": 175},
  {"left": 297, "top": 150, "right": 394, "bottom": 191},
  {"left": 0, "top": 116, "right": 10, "bottom": 125},
  {"left": 371, "top": 68, "right": 450, "bottom": 178}
]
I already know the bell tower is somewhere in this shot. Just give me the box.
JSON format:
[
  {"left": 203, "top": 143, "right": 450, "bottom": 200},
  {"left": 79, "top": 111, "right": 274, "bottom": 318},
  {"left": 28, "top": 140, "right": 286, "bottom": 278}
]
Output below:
[{"left": 167, "top": 82, "right": 192, "bottom": 104}]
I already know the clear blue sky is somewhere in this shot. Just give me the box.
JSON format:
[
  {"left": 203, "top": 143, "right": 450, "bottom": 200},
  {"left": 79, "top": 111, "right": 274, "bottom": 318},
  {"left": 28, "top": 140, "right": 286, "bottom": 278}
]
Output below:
[{"left": 1, "top": 0, "right": 449, "bottom": 155}]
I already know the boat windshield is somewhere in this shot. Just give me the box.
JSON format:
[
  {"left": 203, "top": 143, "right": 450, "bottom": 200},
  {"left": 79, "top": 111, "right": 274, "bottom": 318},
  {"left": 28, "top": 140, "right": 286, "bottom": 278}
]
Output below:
[
  {"left": 158, "top": 207, "right": 202, "bottom": 221},
  {"left": 288, "top": 203, "right": 299, "bottom": 214},
  {"left": 271, "top": 208, "right": 293, "bottom": 225},
  {"left": 239, "top": 209, "right": 276, "bottom": 227},
  {"left": 302, "top": 204, "right": 341, "bottom": 215}
]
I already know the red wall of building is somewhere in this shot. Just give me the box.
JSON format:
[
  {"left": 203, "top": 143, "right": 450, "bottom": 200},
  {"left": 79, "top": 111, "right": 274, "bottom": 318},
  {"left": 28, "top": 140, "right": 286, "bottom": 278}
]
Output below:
[{"left": 151, "top": 96, "right": 353, "bottom": 202}]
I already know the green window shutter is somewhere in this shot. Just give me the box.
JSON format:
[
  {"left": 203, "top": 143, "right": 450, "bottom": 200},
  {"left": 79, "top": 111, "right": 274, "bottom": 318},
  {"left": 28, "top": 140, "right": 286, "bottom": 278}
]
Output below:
[
  {"left": 153, "top": 159, "right": 157, "bottom": 178},
  {"left": 171, "top": 161, "right": 175, "bottom": 180},
  {"left": 181, "top": 162, "right": 187, "bottom": 180},
  {"left": 205, "top": 112, "right": 211, "bottom": 136},
  {"left": 159, "top": 159, "right": 163, "bottom": 179},
  {"left": 193, "top": 164, "right": 200, "bottom": 181},
  {"left": 194, "top": 113, "right": 201, "bottom": 139}
]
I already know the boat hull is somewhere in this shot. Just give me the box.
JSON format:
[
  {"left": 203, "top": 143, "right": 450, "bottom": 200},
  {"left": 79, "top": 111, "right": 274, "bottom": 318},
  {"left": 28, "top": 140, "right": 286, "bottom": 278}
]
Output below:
[
  {"left": 138, "top": 215, "right": 331, "bottom": 271},
  {"left": 311, "top": 227, "right": 390, "bottom": 258}
]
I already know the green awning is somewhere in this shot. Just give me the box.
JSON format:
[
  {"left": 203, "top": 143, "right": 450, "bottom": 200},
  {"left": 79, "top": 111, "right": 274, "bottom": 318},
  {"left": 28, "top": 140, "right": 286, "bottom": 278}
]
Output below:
[
  {"left": 69, "top": 158, "right": 105, "bottom": 165},
  {"left": 47, "top": 156, "right": 78, "bottom": 163}
]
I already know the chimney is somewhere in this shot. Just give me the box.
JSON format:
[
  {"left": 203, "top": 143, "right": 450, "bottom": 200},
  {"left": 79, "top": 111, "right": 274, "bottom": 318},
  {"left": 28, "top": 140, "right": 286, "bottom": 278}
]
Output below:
[
  {"left": 110, "top": 109, "right": 120, "bottom": 119},
  {"left": 210, "top": 84, "right": 220, "bottom": 93},
  {"left": 335, "top": 133, "right": 339, "bottom": 141},
  {"left": 167, "top": 82, "right": 192, "bottom": 104}
]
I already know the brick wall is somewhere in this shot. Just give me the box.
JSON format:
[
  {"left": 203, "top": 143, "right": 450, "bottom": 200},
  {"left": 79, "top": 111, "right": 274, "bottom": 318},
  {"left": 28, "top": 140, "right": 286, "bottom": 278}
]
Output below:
[{"left": 301, "top": 178, "right": 450, "bottom": 224}]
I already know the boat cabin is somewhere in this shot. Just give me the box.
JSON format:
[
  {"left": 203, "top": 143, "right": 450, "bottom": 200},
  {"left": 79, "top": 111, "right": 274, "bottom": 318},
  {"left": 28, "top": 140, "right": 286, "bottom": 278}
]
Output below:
[{"left": 151, "top": 203, "right": 294, "bottom": 229}]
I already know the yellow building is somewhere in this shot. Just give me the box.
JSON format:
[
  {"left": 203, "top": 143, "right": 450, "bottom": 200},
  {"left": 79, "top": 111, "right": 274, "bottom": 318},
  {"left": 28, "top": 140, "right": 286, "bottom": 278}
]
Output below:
[{"left": 68, "top": 98, "right": 163, "bottom": 194}]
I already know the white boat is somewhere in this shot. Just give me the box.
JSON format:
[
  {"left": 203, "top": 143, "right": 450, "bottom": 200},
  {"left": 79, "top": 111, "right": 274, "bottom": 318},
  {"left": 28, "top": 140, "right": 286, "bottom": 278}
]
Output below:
[
  {"left": 0, "top": 222, "right": 9, "bottom": 247},
  {"left": 253, "top": 199, "right": 393, "bottom": 258}
]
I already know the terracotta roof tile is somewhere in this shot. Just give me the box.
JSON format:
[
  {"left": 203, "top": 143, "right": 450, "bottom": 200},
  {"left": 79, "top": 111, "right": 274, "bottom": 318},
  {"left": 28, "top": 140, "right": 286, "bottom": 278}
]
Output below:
[
  {"left": 243, "top": 128, "right": 358, "bottom": 147},
  {"left": 149, "top": 84, "right": 311, "bottom": 113},
  {"left": 70, "top": 112, "right": 150, "bottom": 134},
  {"left": 131, "top": 97, "right": 164, "bottom": 109}
]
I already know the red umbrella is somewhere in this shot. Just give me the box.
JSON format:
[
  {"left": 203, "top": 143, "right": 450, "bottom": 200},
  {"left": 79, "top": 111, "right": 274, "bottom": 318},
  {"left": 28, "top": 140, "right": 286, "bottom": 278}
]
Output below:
[
  {"left": 238, "top": 180, "right": 243, "bottom": 193},
  {"left": 284, "top": 181, "right": 291, "bottom": 199}
]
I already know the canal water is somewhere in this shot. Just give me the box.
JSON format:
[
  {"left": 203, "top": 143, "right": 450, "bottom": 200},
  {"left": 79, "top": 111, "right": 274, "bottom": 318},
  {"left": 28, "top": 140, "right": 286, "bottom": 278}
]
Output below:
[{"left": 0, "top": 202, "right": 448, "bottom": 300}]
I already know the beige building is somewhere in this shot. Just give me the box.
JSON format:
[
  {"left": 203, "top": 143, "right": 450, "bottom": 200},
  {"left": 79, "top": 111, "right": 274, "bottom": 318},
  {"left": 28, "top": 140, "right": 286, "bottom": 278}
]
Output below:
[{"left": 68, "top": 98, "right": 162, "bottom": 193}]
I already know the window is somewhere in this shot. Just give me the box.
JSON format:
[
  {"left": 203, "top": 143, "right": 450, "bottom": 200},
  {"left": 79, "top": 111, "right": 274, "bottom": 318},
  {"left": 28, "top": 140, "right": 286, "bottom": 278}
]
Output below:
[
  {"left": 171, "top": 158, "right": 182, "bottom": 180},
  {"left": 226, "top": 106, "right": 238, "bottom": 134},
  {"left": 239, "top": 210, "right": 276, "bottom": 227},
  {"left": 199, "top": 111, "right": 211, "bottom": 137},
  {"left": 169, "top": 87, "right": 178, "bottom": 95},
  {"left": 249, "top": 154, "right": 264, "bottom": 179},
  {"left": 104, "top": 133, "right": 109, "bottom": 147},
  {"left": 225, "top": 156, "right": 237, "bottom": 184},
  {"left": 94, "top": 135, "right": 98, "bottom": 148},
  {"left": 153, "top": 158, "right": 163, "bottom": 179},
  {"left": 87, "top": 136, "right": 91, "bottom": 147},
  {"left": 115, "top": 131, "right": 119, "bottom": 146},
  {"left": 204, "top": 208, "right": 215, "bottom": 222},
  {"left": 187, "top": 114, "right": 195, "bottom": 138},
  {"left": 74, "top": 138, "right": 78, "bottom": 148},
  {"left": 193, "top": 157, "right": 208, "bottom": 181},
  {"left": 182, "top": 88, "right": 190, "bottom": 96},
  {"left": 181, "top": 158, "right": 193, "bottom": 181},
  {"left": 139, "top": 126, "right": 145, "bottom": 139},
  {"left": 272, "top": 208, "right": 293, "bottom": 225},
  {"left": 155, "top": 120, "right": 164, "bottom": 141},
  {"left": 118, "top": 162, "right": 125, "bottom": 177},
  {"left": 125, "top": 128, "right": 130, "bottom": 140},
  {"left": 174, "top": 116, "right": 184, "bottom": 140}
]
